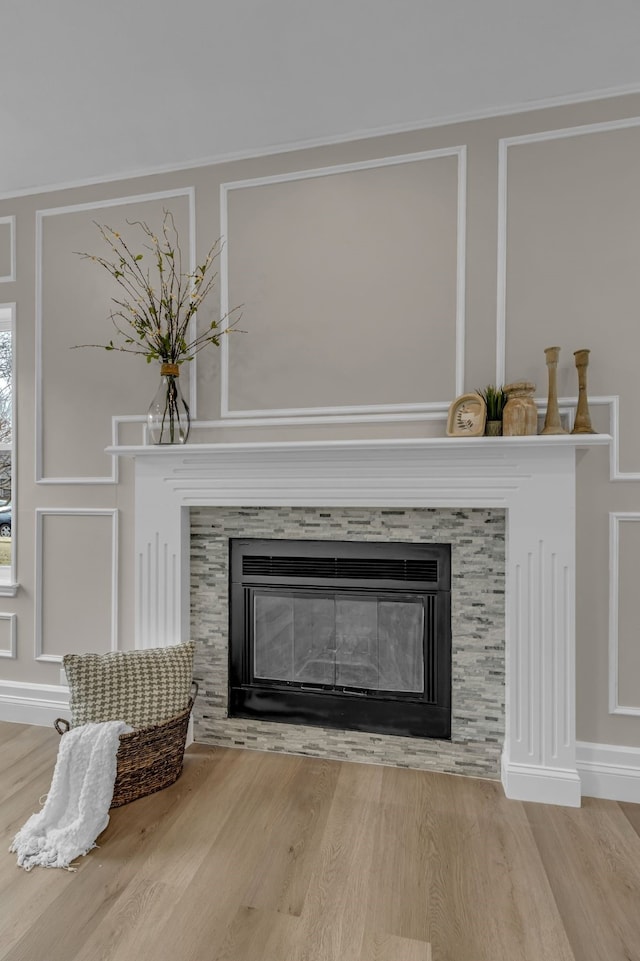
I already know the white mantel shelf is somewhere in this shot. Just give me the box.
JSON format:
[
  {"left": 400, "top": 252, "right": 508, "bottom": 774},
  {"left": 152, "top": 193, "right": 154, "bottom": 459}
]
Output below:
[
  {"left": 109, "top": 433, "right": 609, "bottom": 456},
  {"left": 109, "top": 434, "right": 610, "bottom": 807}
]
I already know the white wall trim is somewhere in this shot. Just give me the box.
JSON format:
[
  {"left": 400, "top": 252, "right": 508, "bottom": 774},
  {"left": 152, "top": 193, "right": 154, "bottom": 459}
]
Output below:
[
  {"left": 219, "top": 147, "right": 467, "bottom": 423},
  {"left": 497, "top": 116, "right": 640, "bottom": 476},
  {"left": 0, "top": 216, "right": 16, "bottom": 283},
  {"left": 501, "top": 756, "right": 582, "bottom": 807},
  {"left": 35, "top": 188, "right": 196, "bottom": 484},
  {"left": 34, "top": 508, "right": 119, "bottom": 663},
  {"left": 577, "top": 741, "right": 640, "bottom": 803},
  {"left": 1, "top": 83, "right": 640, "bottom": 202},
  {"left": 497, "top": 114, "right": 640, "bottom": 385},
  {"left": 35, "top": 414, "right": 150, "bottom": 486},
  {"left": 0, "top": 612, "right": 17, "bottom": 658},
  {"left": 608, "top": 512, "right": 640, "bottom": 717},
  {"left": 532, "top": 394, "right": 635, "bottom": 482},
  {"left": 196, "top": 408, "right": 451, "bottom": 428},
  {"left": 95, "top": 410, "right": 455, "bottom": 441},
  {"left": 600, "top": 394, "right": 640, "bottom": 482},
  {"left": 0, "top": 679, "right": 69, "bottom": 726}
]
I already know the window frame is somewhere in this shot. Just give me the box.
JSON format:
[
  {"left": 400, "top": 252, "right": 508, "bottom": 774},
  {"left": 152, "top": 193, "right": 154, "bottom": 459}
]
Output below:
[{"left": 0, "top": 303, "right": 16, "bottom": 595}]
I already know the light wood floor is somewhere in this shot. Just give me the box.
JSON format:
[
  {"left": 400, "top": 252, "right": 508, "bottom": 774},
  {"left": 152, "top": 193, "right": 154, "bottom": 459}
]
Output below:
[{"left": 2, "top": 722, "right": 640, "bottom": 961}]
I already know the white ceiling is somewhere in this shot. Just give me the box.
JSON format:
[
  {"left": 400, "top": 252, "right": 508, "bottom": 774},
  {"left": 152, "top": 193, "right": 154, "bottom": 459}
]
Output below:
[{"left": 2, "top": 0, "right": 639, "bottom": 195}]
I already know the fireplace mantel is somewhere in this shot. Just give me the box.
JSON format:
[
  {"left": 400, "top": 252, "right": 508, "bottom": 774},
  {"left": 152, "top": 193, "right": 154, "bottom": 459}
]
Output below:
[{"left": 110, "top": 434, "right": 610, "bottom": 807}]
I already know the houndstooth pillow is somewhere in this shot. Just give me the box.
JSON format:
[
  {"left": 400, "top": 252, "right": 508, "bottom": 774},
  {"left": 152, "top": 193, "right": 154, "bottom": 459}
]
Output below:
[{"left": 63, "top": 641, "right": 195, "bottom": 729}]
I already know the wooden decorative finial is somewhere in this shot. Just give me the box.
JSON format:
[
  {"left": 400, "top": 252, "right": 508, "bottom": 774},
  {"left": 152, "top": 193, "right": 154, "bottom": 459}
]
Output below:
[
  {"left": 541, "top": 346, "right": 568, "bottom": 434},
  {"left": 571, "top": 349, "right": 596, "bottom": 434}
]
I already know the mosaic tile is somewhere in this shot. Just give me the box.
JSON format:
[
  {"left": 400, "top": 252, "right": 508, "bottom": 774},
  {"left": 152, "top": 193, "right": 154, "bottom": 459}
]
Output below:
[{"left": 190, "top": 507, "right": 505, "bottom": 779}]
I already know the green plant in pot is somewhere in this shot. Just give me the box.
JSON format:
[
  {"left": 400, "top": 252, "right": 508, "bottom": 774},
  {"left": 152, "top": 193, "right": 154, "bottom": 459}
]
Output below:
[{"left": 476, "top": 385, "right": 506, "bottom": 436}]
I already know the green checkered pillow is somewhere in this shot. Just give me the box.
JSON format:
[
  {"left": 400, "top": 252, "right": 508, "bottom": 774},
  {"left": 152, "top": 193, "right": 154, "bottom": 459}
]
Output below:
[{"left": 63, "top": 641, "right": 195, "bottom": 729}]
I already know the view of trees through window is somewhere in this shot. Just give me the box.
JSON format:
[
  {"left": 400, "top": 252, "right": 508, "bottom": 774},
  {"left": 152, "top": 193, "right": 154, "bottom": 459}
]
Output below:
[
  {"left": 0, "top": 332, "right": 12, "bottom": 496},
  {"left": 0, "top": 309, "right": 13, "bottom": 569}
]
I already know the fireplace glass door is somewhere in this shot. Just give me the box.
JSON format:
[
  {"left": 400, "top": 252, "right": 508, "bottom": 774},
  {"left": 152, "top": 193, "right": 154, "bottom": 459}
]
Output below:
[
  {"left": 229, "top": 538, "right": 451, "bottom": 739},
  {"left": 253, "top": 592, "right": 425, "bottom": 693}
]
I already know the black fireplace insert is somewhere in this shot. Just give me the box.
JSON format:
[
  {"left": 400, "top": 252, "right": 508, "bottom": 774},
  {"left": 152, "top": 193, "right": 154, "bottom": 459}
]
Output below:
[{"left": 228, "top": 538, "right": 451, "bottom": 739}]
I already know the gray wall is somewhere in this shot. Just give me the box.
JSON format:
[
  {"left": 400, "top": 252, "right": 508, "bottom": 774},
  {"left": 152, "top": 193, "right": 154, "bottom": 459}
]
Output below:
[{"left": 1, "top": 91, "right": 640, "bottom": 749}]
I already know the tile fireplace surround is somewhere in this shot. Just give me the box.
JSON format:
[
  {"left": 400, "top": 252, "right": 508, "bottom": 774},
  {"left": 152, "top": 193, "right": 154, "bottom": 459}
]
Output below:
[{"left": 111, "top": 434, "right": 609, "bottom": 807}]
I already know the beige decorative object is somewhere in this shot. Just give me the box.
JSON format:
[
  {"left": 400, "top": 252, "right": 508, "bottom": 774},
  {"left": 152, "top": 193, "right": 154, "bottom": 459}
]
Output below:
[
  {"left": 503, "top": 382, "right": 538, "bottom": 436},
  {"left": 446, "top": 393, "right": 486, "bottom": 437},
  {"left": 571, "top": 348, "right": 596, "bottom": 434},
  {"left": 541, "top": 346, "right": 568, "bottom": 435}
]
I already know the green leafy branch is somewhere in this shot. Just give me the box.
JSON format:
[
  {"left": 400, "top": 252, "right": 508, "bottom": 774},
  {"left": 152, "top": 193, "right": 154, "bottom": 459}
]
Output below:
[{"left": 73, "top": 209, "right": 241, "bottom": 364}]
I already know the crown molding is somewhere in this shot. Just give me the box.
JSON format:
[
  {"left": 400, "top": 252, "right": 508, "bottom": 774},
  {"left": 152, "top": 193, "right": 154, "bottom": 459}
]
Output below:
[{"left": 1, "top": 84, "right": 640, "bottom": 201}]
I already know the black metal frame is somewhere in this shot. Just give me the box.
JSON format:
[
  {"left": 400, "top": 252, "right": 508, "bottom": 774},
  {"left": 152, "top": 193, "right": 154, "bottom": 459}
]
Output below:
[{"left": 228, "top": 538, "right": 452, "bottom": 739}]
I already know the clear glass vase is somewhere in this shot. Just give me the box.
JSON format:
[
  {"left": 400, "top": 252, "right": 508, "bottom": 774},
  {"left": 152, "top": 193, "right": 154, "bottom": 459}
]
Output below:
[{"left": 147, "top": 363, "right": 190, "bottom": 445}]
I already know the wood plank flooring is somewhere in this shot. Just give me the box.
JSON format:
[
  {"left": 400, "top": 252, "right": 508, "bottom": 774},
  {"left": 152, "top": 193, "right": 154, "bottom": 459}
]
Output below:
[{"left": 1, "top": 720, "right": 640, "bottom": 961}]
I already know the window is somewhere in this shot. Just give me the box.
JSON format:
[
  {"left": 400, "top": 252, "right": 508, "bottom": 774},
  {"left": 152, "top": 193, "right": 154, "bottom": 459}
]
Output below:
[{"left": 0, "top": 305, "right": 14, "bottom": 592}]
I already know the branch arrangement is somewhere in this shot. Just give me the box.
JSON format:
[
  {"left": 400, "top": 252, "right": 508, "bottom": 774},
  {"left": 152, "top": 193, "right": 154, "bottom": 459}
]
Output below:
[{"left": 74, "top": 210, "right": 240, "bottom": 364}]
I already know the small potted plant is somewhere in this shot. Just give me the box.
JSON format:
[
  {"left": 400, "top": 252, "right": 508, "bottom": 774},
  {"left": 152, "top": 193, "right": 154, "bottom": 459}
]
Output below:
[{"left": 476, "top": 385, "right": 506, "bottom": 436}]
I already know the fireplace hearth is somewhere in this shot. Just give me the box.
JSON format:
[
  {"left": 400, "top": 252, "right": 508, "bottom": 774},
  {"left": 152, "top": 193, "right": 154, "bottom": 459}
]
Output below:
[{"left": 229, "top": 538, "right": 452, "bottom": 738}]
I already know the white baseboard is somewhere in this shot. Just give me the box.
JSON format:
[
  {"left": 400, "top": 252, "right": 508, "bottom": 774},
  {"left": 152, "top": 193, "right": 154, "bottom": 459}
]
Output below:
[
  {"left": 1, "top": 681, "right": 638, "bottom": 804},
  {"left": 0, "top": 679, "right": 70, "bottom": 727},
  {"left": 501, "top": 755, "right": 582, "bottom": 807},
  {"left": 577, "top": 741, "right": 640, "bottom": 803}
]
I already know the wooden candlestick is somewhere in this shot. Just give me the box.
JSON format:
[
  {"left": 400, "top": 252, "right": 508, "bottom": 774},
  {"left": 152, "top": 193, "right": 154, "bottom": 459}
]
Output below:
[
  {"left": 541, "top": 346, "right": 568, "bottom": 434},
  {"left": 571, "top": 348, "right": 596, "bottom": 434}
]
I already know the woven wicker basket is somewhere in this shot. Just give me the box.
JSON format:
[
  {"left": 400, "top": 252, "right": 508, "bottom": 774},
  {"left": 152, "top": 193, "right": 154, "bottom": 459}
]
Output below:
[{"left": 54, "top": 681, "right": 198, "bottom": 808}]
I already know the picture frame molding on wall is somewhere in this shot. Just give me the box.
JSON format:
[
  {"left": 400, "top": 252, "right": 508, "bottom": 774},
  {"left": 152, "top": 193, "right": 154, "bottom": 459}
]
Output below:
[
  {"left": 0, "top": 216, "right": 16, "bottom": 283},
  {"left": 219, "top": 146, "right": 468, "bottom": 425}
]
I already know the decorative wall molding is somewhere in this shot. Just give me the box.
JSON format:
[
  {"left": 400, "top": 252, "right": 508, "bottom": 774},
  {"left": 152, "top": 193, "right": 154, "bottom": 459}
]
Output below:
[
  {"left": 0, "top": 679, "right": 69, "bottom": 726},
  {"left": 97, "top": 411, "right": 456, "bottom": 445},
  {"left": 609, "top": 512, "right": 640, "bottom": 716},
  {"left": 577, "top": 741, "right": 640, "bottom": 803},
  {"left": 0, "top": 216, "right": 16, "bottom": 283},
  {"left": 598, "top": 395, "right": 640, "bottom": 482},
  {"left": 196, "top": 409, "right": 451, "bottom": 429},
  {"left": 219, "top": 147, "right": 467, "bottom": 424},
  {"left": 35, "top": 188, "right": 196, "bottom": 484},
  {"left": 497, "top": 115, "right": 640, "bottom": 385},
  {"left": 496, "top": 116, "right": 640, "bottom": 480},
  {"left": 110, "top": 403, "right": 577, "bottom": 436},
  {"left": 533, "top": 395, "right": 635, "bottom": 482},
  {"left": 0, "top": 613, "right": 17, "bottom": 658},
  {"left": 35, "top": 508, "right": 119, "bottom": 662}
]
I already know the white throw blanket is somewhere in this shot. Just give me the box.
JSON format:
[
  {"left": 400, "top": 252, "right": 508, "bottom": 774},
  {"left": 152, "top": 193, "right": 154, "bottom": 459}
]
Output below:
[{"left": 10, "top": 720, "right": 131, "bottom": 871}]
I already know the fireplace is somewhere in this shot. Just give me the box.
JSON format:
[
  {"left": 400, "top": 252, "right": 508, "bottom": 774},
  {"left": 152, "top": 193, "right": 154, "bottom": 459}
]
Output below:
[
  {"left": 112, "top": 433, "right": 610, "bottom": 805},
  {"left": 189, "top": 504, "right": 503, "bottom": 778},
  {"left": 228, "top": 538, "right": 452, "bottom": 738}
]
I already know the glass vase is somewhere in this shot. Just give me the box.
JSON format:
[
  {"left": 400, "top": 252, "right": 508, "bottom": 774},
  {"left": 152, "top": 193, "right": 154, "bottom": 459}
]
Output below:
[{"left": 147, "top": 363, "right": 190, "bottom": 445}]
